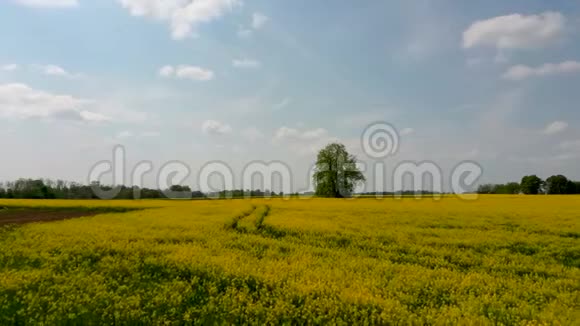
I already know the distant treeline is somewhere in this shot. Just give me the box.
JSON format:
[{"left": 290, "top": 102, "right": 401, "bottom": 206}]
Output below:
[
  {"left": 0, "top": 179, "right": 287, "bottom": 200},
  {"left": 2, "top": 175, "right": 579, "bottom": 200},
  {"left": 358, "top": 191, "right": 445, "bottom": 196},
  {"left": 0, "top": 179, "right": 169, "bottom": 199},
  {"left": 478, "top": 175, "right": 580, "bottom": 195},
  {"left": 207, "top": 190, "right": 290, "bottom": 199}
]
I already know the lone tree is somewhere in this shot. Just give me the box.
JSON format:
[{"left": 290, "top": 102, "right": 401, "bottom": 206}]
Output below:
[{"left": 313, "top": 143, "right": 365, "bottom": 198}]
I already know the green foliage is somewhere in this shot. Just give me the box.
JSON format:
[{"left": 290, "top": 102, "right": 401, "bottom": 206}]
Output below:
[
  {"left": 210, "top": 189, "right": 283, "bottom": 199},
  {"left": 503, "top": 182, "right": 521, "bottom": 194},
  {"left": 477, "top": 182, "right": 520, "bottom": 194},
  {"left": 313, "top": 143, "right": 365, "bottom": 198},
  {"left": 571, "top": 181, "right": 580, "bottom": 194},
  {"left": 480, "top": 175, "right": 580, "bottom": 195},
  {"left": 0, "top": 179, "right": 213, "bottom": 200},
  {"left": 546, "top": 175, "right": 570, "bottom": 194},
  {"left": 520, "top": 175, "right": 544, "bottom": 195}
]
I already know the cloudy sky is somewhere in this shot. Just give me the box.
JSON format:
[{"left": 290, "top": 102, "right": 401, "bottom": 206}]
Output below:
[{"left": 1, "top": 0, "right": 579, "bottom": 191}]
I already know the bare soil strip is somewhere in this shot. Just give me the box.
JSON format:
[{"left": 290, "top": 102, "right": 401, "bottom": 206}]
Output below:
[{"left": 0, "top": 207, "right": 136, "bottom": 226}]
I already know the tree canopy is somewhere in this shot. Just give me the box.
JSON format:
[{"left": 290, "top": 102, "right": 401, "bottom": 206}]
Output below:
[
  {"left": 313, "top": 143, "right": 365, "bottom": 198},
  {"left": 545, "top": 175, "right": 573, "bottom": 195},
  {"left": 520, "top": 175, "right": 544, "bottom": 195},
  {"left": 477, "top": 182, "right": 520, "bottom": 194}
]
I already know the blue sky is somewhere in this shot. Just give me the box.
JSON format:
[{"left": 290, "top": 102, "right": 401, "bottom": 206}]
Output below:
[{"left": 1, "top": 0, "right": 579, "bottom": 191}]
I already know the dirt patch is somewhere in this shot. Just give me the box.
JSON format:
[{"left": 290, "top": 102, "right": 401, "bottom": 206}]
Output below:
[{"left": 0, "top": 207, "right": 132, "bottom": 226}]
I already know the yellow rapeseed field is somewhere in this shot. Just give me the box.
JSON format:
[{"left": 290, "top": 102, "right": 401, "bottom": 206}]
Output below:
[{"left": 0, "top": 196, "right": 579, "bottom": 324}]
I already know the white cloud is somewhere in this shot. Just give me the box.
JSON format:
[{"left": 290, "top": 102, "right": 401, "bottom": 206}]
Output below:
[
  {"left": 273, "top": 126, "right": 338, "bottom": 156},
  {"left": 116, "top": 130, "right": 160, "bottom": 139},
  {"left": 237, "top": 27, "right": 252, "bottom": 38},
  {"left": 241, "top": 127, "right": 264, "bottom": 142},
  {"left": 202, "top": 119, "right": 232, "bottom": 135},
  {"left": 0, "top": 83, "right": 109, "bottom": 122},
  {"left": 232, "top": 58, "right": 261, "bottom": 69},
  {"left": 273, "top": 97, "right": 291, "bottom": 111},
  {"left": 1, "top": 64, "right": 19, "bottom": 72},
  {"left": 158, "top": 65, "right": 214, "bottom": 81},
  {"left": 1, "top": 64, "right": 81, "bottom": 78},
  {"left": 117, "top": 131, "right": 134, "bottom": 139},
  {"left": 463, "top": 12, "right": 565, "bottom": 50},
  {"left": 93, "top": 101, "right": 153, "bottom": 124},
  {"left": 39, "top": 64, "right": 82, "bottom": 78},
  {"left": 13, "top": 0, "right": 78, "bottom": 8},
  {"left": 236, "top": 12, "right": 268, "bottom": 38},
  {"left": 559, "top": 139, "right": 580, "bottom": 151},
  {"left": 251, "top": 12, "right": 269, "bottom": 29},
  {"left": 503, "top": 61, "right": 580, "bottom": 80},
  {"left": 176, "top": 65, "right": 214, "bottom": 80},
  {"left": 301, "top": 128, "right": 327, "bottom": 140},
  {"left": 141, "top": 131, "right": 161, "bottom": 137},
  {"left": 543, "top": 121, "right": 568, "bottom": 135},
  {"left": 273, "top": 127, "right": 301, "bottom": 141},
  {"left": 274, "top": 127, "right": 328, "bottom": 142},
  {"left": 79, "top": 110, "right": 111, "bottom": 122},
  {"left": 158, "top": 65, "right": 175, "bottom": 77},
  {"left": 118, "top": 0, "right": 240, "bottom": 40},
  {"left": 400, "top": 127, "right": 415, "bottom": 136},
  {"left": 43, "top": 64, "right": 68, "bottom": 76}
]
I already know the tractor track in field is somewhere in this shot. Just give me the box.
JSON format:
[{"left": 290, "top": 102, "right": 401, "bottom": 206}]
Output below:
[
  {"left": 226, "top": 205, "right": 257, "bottom": 230},
  {"left": 254, "top": 205, "right": 271, "bottom": 230},
  {"left": 227, "top": 204, "right": 271, "bottom": 232}
]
